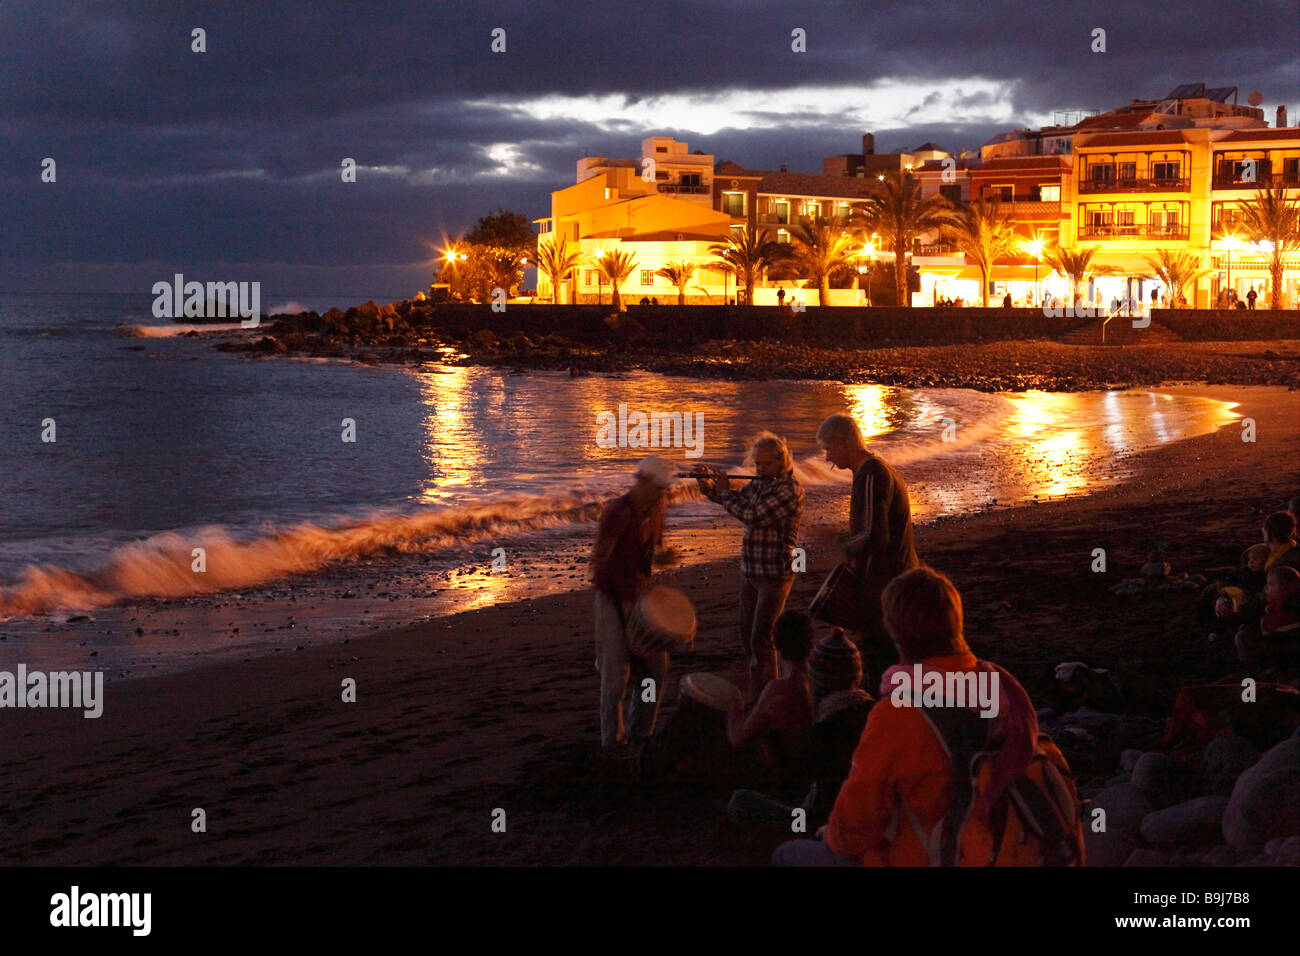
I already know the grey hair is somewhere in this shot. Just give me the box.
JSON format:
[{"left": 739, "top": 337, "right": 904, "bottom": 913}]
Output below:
[
  {"left": 751, "top": 431, "right": 793, "bottom": 472},
  {"left": 816, "top": 413, "right": 865, "bottom": 448}
]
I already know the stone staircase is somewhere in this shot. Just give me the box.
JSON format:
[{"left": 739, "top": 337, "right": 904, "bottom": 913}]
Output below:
[{"left": 1059, "top": 317, "right": 1182, "bottom": 346}]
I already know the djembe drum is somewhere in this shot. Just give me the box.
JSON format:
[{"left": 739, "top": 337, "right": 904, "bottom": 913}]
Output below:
[
  {"left": 809, "top": 563, "right": 866, "bottom": 629},
  {"left": 626, "top": 585, "right": 696, "bottom": 660},
  {"left": 637, "top": 672, "right": 743, "bottom": 784}
]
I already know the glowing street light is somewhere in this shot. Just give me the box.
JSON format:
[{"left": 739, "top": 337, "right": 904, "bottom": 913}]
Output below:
[{"left": 1022, "top": 236, "right": 1046, "bottom": 305}]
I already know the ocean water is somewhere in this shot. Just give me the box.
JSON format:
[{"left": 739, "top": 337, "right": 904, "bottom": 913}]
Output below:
[{"left": 0, "top": 293, "right": 1239, "bottom": 675}]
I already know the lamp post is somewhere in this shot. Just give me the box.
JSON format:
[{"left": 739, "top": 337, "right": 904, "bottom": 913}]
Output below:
[
  {"left": 1223, "top": 233, "right": 1239, "bottom": 306},
  {"left": 857, "top": 239, "right": 876, "bottom": 304},
  {"left": 1023, "top": 236, "right": 1045, "bottom": 306}
]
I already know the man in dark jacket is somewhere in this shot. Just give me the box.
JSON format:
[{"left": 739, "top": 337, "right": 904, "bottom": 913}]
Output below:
[{"left": 816, "top": 413, "right": 919, "bottom": 688}]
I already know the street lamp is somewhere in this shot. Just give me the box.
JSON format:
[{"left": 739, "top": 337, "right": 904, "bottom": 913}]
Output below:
[
  {"left": 1023, "top": 236, "right": 1046, "bottom": 306},
  {"left": 857, "top": 239, "right": 876, "bottom": 303}
]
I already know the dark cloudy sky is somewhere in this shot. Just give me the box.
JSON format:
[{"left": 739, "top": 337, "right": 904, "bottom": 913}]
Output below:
[{"left": 3, "top": 0, "right": 1297, "bottom": 305}]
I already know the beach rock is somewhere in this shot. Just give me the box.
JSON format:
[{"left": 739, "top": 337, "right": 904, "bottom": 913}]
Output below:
[
  {"left": 1202, "top": 844, "right": 1238, "bottom": 867},
  {"left": 1268, "top": 836, "right": 1300, "bottom": 865},
  {"left": 1120, "top": 749, "right": 1143, "bottom": 772},
  {"left": 473, "top": 329, "right": 499, "bottom": 350},
  {"left": 1090, "top": 782, "right": 1151, "bottom": 837},
  {"left": 1124, "top": 848, "right": 1176, "bottom": 866},
  {"left": 1139, "top": 796, "right": 1229, "bottom": 847},
  {"left": 1204, "top": 734, "right": 1260, "bottom": 795},
  {"left": 1084, "top": 825, "right": 1136, "bottom": 867},
  {"left": 1222, "top": 736, "right": 1300, "bottom": 851},
  {"left": 1132, "top": 752, "right": 1200, "bottom": 809}
]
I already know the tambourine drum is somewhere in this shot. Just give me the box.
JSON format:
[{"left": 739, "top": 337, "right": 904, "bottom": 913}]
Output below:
[
  {"left": 809, "top": 563, "right": 866, "bottom": 629},
  {"left": 638, "top": 672, "right": 742, "bottom": 784},
  {"left": 627, "top": 585, "right": 696, "bottom": 659}
]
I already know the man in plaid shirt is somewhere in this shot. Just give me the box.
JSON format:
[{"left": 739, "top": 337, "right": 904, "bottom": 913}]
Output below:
[{"left": 696, "top": 431, "right": 805, "bottom": 702}]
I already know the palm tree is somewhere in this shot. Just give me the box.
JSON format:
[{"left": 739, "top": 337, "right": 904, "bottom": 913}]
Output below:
[
  {"left": 856, "top": 170, "right": 955, "bottom": 307},
  {"left": 655, "top": 259, "right": 707, "bottom": 305},
  {"left": 486, "top": 247, "right": 526, "bottom": 298},
  {"left": 1143, "top": 248, "right": 1210, "bottom": 308},
  {"left": 594, "top": 247, "right": 637, "bottom": 311},
  {"left": 708, "top": 226, "right": 788, "bottom": 305},
  {"left": 1235, "top": 185, "right": 1300, "bottom": 308},
  {"left": 789, "top": 223, "right": 858, "bottom": 303},
  {"left": 1042, "top": 244, "right": 1115, "bottom": 308},
  {"left": 941, "top": 198, "right": 1021, "bottom": 307},
  {"left": 535, "top": 236, "right": 585, "bottom": 304}
]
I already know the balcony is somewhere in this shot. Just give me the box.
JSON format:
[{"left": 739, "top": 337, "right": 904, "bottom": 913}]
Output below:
[
  {"left": 657, "top": 183, "right": 710, "bottom": 195},
  {"left": 1212, "top": 172, "right": 1300, "bottom": 190},
  {"left": 1079, "top": 225, "right": 1190, "bottom": 240},
  {"left": 756, "top": 212, "right": 852, "bottom": 228},
  {"left": 912, "top": 243, "right": 959, "bottom": 256},
  {"left": 1078, "top": 177, "right": 1190, "bottom": 194}
]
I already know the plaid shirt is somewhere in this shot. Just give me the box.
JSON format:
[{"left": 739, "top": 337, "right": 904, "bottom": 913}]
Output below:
[{"left": 708, "top": 470, "right": 804, "bottom": 579}]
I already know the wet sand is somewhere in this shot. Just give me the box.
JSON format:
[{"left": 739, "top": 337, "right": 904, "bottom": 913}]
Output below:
[{"left": 1, "top": 385, "right": 1297, "bottom": 866}]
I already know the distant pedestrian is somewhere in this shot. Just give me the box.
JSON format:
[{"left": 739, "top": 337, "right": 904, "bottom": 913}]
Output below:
[
  {"left": 1247, "top": 287, "right": 1258, "bottom": 310},
  {"left": 651, "top": 297, "right": 659, "bottom": 305},
  {"left": 640, "top": 296, "right": 650, "bottom": 306},
  {"left": 777, "top": 288, "right": 786, "bottom": 307},
  {"left": 1002, "top": 293, "right": 1012, "bottom": 308}
]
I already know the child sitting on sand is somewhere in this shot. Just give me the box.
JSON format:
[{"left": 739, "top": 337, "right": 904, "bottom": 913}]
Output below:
[
  {"left": 727, "top": 610, "right": 815, "bottom": 782},
  {"left": 1236, "top": 566, "right": 1300, "bottom": 673}
]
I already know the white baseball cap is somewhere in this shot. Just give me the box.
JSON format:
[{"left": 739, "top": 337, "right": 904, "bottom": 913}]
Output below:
[{"left": 635, "top": 456, "right": 676, "bottom": 488}]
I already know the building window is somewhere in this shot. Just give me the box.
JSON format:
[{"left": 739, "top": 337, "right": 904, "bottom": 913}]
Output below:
[
  {"left": 776, "top": 229, "right": 791, "bottom": 244},
  {"left": 585, "top": 270, "right": 595, "bottom": 287},
  {"left": 775, "top": 201, "right": 789, "bottom": 224},
  {"left": 1088, "top": 209, "right": 1112, "bottom": 228},
  {"left": 1090, "top": 163, "right": 1115, "bottom": 182},
  {"left": 655, "top": 171, "right": 669, "bottom": 181},
  {"left": 1038, "top": 184, "right": 1061, "bottom": 202},
  {"left": 640, "top": 270, "right": 654, "bottom": 286},
  {"left": 940, "top": 184, "right": 962, "bottom": 202},
  {"left": 1152, "top": 161, "right": 1180, "bottom": 180},
  {"left": 984, "top": 185, "right": 1013, "bottom": 202},
  {"left": 1118, "top": 162, "right": 1136, "bottom": 182},
  {"left": 721, "top": 191, "right": 746, "bottom": 217},
  {"left": 1115, "top": 208, "right": 1135, "bottom": 228},
  {"left": 655, "top": 146, "right": 667, "bottom": 153},
  {"left": 730, "top": 224, "right": 746, "bottom": 241},
  {"left": 680, "top": 173, "right": 701, "bottom": 187},
  {"left": 1284, "top": 157, "right": 1299, "bottom": 181}
]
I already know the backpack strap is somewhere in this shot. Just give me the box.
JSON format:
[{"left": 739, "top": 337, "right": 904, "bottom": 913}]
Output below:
[{"left": 916, "top": 705, "right": 994, "bottom": 866}]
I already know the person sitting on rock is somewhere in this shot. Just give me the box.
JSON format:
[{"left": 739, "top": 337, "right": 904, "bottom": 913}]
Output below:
[
  {"left": 727, "top": 610, "right": 815, "bottom": 784},
  {"left": 727, "top": 627, "right": 874, "bottom": 830},
  {"left": 1236, "top": 566, "right": 1300, "bottom": 673},
  {"left": 771, "top": 566, "right": 1082, "bottom": 866},
  {"left": 1263, "top": 511, "right": 1300, "bottom": 573}
]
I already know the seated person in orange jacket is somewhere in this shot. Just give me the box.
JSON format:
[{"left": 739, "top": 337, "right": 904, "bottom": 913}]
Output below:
[{"left": 771, "top": 565, "right": 1078, "bottom": 866}]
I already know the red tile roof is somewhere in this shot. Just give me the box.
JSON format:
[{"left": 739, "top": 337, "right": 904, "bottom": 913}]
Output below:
[
  {"left": 752, "top": 170, "right": 882, "bottom": 199},
  {"left": 1076, "top": 130, "right": 1192, "bottom": 148},
  {"left": 1217, "top": 128, "right": 1300, "bottom": 142}
]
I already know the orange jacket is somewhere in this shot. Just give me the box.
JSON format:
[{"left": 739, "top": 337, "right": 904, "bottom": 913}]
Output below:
[{"left": 826, "top": 651, "right": 975, "bottom": 866}]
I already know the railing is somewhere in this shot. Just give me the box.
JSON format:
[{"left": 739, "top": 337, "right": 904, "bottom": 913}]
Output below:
[
  {"left": 999, "top": 200, "right": 1061, "bottom": 216},
  {"left": 657, "top": 183, "right": 710, "bottom": 195},
  {"left": 1212, "top": 172, "right": 1300, "bottom": 190},
  {"left": 1078, "top": 177, "right": 1190, "bottom": 194},
  {"left": 1079, "top": 225, "right": 1191, "bottom": 240},
  {"left": 756, "top": 213, "right": 853, "bottom": 227},
  {"left": 912, "top": 243, "right": 959, "bottom": 256}
]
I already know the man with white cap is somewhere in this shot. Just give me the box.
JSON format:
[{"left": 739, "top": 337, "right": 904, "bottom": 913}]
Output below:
[{"left": 591, "top": 456, "right": 679, "bottom": 750}]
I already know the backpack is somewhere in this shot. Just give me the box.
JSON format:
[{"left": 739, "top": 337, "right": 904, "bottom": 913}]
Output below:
[{"left": 901, "top": 705, "right": 1085, "bottom": 866}]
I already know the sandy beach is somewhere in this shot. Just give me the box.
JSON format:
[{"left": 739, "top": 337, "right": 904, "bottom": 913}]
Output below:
[{"left": 2, "top": 384, "right": 1296, "bottom": 866}]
